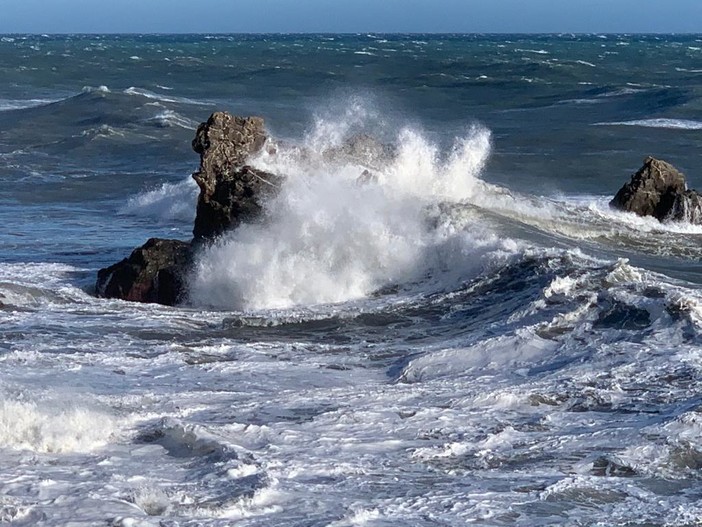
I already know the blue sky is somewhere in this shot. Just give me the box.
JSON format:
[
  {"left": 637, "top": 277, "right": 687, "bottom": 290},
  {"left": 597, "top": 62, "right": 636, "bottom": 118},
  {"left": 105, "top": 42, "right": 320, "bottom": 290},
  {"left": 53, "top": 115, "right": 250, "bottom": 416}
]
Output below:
[{"left": 1, "top": 0, "right": 701, "bottom": 34}]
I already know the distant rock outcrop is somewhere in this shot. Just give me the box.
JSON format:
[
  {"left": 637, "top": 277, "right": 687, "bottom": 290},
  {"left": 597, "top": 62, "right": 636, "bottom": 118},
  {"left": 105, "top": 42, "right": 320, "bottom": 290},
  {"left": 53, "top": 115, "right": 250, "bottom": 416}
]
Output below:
[
  {"left": 610, "top": 156, "right": 702, "bottom": 223},
  {"left": 96, "top": 112, "right": 281, "bottom": 305}
]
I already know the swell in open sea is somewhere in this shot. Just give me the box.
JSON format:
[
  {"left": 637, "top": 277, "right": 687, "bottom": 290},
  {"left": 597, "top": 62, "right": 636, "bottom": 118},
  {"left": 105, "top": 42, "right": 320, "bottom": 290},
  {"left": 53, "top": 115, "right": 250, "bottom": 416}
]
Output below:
[{"left": 2, "top": 34, "right": 702, "bottom": 526}]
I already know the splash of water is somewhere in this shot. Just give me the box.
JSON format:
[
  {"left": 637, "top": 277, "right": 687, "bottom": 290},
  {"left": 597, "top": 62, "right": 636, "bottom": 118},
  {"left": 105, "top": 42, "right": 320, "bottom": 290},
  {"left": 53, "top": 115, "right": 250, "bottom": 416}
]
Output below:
[{"left": 188, "top": 104, "right": 498, "bottom": 310}]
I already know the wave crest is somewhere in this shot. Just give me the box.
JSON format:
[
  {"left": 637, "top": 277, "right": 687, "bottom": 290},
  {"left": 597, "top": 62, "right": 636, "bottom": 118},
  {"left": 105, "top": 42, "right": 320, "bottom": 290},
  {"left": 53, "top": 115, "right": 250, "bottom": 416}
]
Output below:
[{"left": 188, "top": 104, "right": 499, "bottom": 311}]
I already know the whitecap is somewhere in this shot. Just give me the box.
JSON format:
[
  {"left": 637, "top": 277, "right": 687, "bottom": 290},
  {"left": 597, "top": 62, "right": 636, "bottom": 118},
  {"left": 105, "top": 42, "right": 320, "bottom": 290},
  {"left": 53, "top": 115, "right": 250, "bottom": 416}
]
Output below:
[
  {"left": 514, "top": 48, "right": 550, "bottom": 55},
  {"left": 123, "top": 86, "right": 206, "bottom": 106},
  {"left": 144, "top": 109, "right": 199, "bottom": 129},
  {"left": 594, "top": 118, "right": 702, "bottom": 130},
  {"left": 0, "top": 97, "right": 59, "bottom": 112},
  {"left": 120, "top": 177, "right": 198, "bottom": 223},
  {"left": 82, "top": 85, "right": 110, "bottom": 94},
  {"left": 187, "top": 100, "right": 504, "bottom": 311},
  {"left": 0, "top": 396, "right": 116, "bottom": 454}
]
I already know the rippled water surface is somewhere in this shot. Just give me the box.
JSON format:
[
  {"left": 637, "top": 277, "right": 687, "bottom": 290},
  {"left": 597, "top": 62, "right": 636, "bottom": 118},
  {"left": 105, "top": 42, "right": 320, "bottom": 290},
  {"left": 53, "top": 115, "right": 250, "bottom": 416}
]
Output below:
[{"left": 2, "top": 34, "right": 702, "bottom": 526}]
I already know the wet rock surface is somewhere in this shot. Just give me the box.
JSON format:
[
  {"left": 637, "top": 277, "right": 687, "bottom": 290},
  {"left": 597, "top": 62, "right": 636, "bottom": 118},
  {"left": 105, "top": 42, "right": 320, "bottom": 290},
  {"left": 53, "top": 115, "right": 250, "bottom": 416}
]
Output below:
[
  {"left": 193, "top": 162, "right": 282, "bottom": 241},
  {"left": 192, "top": 113, "right": 282, "bottom": 241},
  {"left": 96, "top": 112, "right": 280, "bottom": 305},
  {"left": 96, "top": 238, "right": 192, "bottom": 305},
  {"left": 610, "top": 156, "right": 702, "bottom": 223}
]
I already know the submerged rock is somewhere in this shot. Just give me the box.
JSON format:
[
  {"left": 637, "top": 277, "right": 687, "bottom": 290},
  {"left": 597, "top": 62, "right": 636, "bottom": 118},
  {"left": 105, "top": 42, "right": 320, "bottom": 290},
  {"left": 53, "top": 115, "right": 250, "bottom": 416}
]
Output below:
[
  {"left": 192, "top": 112, "right": 282, "bottom": 241},
  {"left": 610, "top": 156, "right": 702, "bottom": 223},
  {"left": 96, "top": 238, "right": 192, "bottom": 305},
  {"left": 323, "top": 133, "right": 396, "bottom": 170},
  {"left": 591, "top": 456, "right": 637, "bottom": 477},
  {"left": 96, "top": 111, "right": 281, "bottom": 305}
]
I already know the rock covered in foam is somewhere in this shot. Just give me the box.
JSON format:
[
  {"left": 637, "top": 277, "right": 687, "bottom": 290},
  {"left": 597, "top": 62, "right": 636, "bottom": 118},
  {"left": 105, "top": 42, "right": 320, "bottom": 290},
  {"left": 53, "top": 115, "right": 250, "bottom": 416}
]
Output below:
[
  {"left": 668, "top": 189, "right": 702, "bottom": 224},
  {"left": 192, "top": 112, "right": 282, "bottom": 241},
  {"left": 96, "top": 238, "right": 192, "bottom": 304},
  {"left": 323, "top": 133, "right": 396, "bottom": 169},
  {"left": 610, "top": 156, "right": 702, "bottom": 223}
]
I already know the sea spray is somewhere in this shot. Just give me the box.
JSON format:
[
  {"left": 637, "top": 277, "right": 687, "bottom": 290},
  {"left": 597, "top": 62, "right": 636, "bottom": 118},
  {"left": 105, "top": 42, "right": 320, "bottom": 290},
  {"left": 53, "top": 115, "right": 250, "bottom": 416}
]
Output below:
[
  {"left": 188, "top": 111, "right": 497, "bottom": 310},
  {"left": 0, "top": 397, "right": 115, "bottom": 453},
  {"left": 120, "top": 177, "right": 198, "bottom": 223}
]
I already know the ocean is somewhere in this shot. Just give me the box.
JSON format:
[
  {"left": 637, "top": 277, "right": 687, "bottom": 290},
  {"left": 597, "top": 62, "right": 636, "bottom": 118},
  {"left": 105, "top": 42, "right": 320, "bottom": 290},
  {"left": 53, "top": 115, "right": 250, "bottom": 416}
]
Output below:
[{"left": 2, "top": 33, "right": 702, "bottom": 526}]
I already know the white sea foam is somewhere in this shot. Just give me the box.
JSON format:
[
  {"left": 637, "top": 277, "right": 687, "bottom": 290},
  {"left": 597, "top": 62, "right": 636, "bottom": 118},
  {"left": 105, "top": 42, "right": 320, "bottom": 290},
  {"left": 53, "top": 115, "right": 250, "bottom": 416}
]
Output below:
[
  {"left": 120, "top": 177, "right": 198, "bottom": 223},
  {"left": 598, "top": 87, "right": 646, "bottom": 97},
  {"left": 144, "top": 109, "right": 199, "bottom": 129},
  {"left": 82, "top": 85, "right": 111, "bottom": 94},
  {"left": 0, "top": 397, "right": 115, "bottom": 453},
  {"left": 515, "top": 48, "right": 549, "bottom": 55},
  {"left": 0, "top": 98, "right": 59, "bottom": 112},
  {"left": 124, "top": 86, "right": 207, "bottom": 106},
  {"left": 399, "top": 332, "right": 557, "bottom": 383},
  {"left": 188, "top": 103, "right": 504, "bottom": 310},
  {"left": 594, "top": 118, "right": 702, "bottom": 130}
]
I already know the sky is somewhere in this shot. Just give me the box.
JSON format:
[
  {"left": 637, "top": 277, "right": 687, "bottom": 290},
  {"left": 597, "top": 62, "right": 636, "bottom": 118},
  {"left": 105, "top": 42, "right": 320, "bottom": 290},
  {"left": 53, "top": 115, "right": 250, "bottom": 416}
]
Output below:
[{"left": 0, "top": 0, "right": 701, "bottom": 34}]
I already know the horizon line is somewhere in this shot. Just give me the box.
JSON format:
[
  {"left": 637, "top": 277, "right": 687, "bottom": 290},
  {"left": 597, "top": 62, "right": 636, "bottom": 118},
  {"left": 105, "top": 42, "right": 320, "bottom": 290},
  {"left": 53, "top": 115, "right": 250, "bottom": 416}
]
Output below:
[{"left": 1, "top": 31, "right": 702, "bottom": 36}]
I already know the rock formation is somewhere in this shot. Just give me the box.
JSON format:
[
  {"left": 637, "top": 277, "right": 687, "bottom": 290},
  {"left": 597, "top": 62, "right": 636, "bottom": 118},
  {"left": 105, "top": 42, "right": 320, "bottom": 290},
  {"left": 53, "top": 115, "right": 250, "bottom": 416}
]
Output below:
[
  {"left": 610, "top": 156, "right": 702, "bottom": 223},
  {"left": 96, "top": 112, "right": 280, "bottom": 305},
  {"left": 96, "top": 238, "right": 192, "bottom": 305},
  {"left": 95, "top": 112, "right": 397, "bottom": 305},
  {"left": 191, "top": 113, "right": 283, "bottom": 241}
]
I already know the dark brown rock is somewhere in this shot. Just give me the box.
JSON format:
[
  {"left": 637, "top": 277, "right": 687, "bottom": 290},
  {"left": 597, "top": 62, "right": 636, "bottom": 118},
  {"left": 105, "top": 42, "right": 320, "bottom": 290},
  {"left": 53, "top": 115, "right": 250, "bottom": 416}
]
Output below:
[
  {"left": 96, "top": 238, "right": 192, "bottom": 305},
  {"left": 610, "top": 157, "right": 687, "bottom": 221},
  {"left": 96, "top": 112, "right": 283, "bottom": 305},
  {"left": 192, "top": 112, "right": 282, "bottom": 240},
  {"left": 193, "top": 165, "right": 283, "bottom": 241}
]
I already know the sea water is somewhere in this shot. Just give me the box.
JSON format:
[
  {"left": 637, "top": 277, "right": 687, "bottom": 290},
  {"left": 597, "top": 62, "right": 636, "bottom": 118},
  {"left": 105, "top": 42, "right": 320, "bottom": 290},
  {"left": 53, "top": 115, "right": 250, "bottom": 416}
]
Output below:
[{"left": 2, "top": 34, "right": 702, "bottom": 526}]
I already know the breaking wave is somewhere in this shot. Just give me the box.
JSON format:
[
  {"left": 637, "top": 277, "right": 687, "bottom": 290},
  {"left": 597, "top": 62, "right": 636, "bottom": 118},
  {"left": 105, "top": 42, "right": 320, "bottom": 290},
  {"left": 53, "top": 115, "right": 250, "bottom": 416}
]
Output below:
[
  {"left": 120, "top": 177, "right": 198, "bottom": 223},
  {"left": 595, "top": 118, "right": 702, "bottom": 130},
  {"left": 0, "top": 396, "right": 115, "bottom": 453},
  {"left": 188, "top": 102, "right": 506, "bottom": 310}
]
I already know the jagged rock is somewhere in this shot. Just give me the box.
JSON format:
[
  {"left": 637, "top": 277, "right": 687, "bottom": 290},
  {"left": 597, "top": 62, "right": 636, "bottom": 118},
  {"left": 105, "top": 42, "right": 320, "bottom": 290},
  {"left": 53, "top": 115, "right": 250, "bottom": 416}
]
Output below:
[
  {"left": 610, "top": 157, "right": 694, "bottom": 221},
  {"left": 193, "top": 164, "right": 283, "bottom": 241},
  {"left": 192, "top": 112, "right": 282, "bottom": 240},
  {"left": 96, "top": 238, "right": 192, "bottom": 305},
  {"left": 192, "top": 113, "right": 267, "bottom": 175},
  {"left": 591, "top": 456, "right": 637, "bottom": 477},
  {"left": 96, "top": 111, "right": 285, "bottom": 305}
]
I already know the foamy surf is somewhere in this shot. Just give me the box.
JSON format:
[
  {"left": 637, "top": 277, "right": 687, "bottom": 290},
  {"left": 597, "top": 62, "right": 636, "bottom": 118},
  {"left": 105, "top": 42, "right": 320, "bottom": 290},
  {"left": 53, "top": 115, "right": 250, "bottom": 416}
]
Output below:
[
  {"left": 595, "top": 118, "right": 702, "bottom": 130},
  {"left": 188, "top": 107, "right": 505, "bottom": 310},
  {"left": 0, "top": 396, "right": 116, "bottom": 453},
  {"left": 120, "top": 177, "right": 198, "bottom": 223},
  {"left": 5, "top": 33, "right": 702, "bottom": 527}
]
